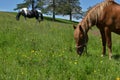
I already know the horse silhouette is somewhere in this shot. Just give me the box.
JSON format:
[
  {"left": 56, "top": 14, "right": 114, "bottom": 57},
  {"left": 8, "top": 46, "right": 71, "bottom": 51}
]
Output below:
[
  {"left": 73, "top": 0, "right": 120, "bottom": 59},
  {"left": 16, "top": 8, "right": 43, "bottom": 22}
]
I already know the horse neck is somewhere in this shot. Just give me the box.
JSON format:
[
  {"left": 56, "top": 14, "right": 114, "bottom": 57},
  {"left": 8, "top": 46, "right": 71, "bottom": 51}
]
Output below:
[{"left": 81, "top": 18, "right": 95, "bottom": 33}]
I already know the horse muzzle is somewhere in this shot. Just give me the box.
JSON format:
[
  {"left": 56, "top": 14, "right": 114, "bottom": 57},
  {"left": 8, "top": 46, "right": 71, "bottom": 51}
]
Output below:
[{"left": 76, "top": 46, "right": 84, "bottom": 55}]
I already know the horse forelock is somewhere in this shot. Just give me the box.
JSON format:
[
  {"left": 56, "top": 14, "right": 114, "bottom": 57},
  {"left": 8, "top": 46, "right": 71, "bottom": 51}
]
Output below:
[{"left": 81, "top": 0, "right": 115, "bottom": 30}]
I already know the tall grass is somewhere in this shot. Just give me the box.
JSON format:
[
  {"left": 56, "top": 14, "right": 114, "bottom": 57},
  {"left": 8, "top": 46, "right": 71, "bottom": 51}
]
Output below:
[{"left": 0, "top": 12, "right": 120, "bottom": 80}]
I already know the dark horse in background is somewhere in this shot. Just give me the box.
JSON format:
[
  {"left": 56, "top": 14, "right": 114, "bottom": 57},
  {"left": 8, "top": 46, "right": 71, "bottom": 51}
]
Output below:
[
  {"left": 73, "top": 0, "right": 120, "bottom": 59},
  {"left": 16, "top": 8, "right": 43, "bottom": 22}
]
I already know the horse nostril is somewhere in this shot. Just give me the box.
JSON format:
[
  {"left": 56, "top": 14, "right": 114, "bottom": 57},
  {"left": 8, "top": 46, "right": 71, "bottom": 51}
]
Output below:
[
  {"left": 77, "top": 47, "right": 84, "bottom": 55},
  {"left": 77, "top": 50, "right": 82, "bottom": 55},
  {"left": 78, "top": 51, "right": 82, "bottom": 55}
]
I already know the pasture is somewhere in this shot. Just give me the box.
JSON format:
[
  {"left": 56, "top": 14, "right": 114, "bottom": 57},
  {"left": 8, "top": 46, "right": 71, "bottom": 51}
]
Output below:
[{"left": 0, "top": 12, "right": 120, "bottom": 80}]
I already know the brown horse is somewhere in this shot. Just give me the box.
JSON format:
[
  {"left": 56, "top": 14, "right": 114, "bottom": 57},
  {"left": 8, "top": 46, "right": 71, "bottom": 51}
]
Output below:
[{"left": 73, "top": 0, "right": 120, "bottom": 59}]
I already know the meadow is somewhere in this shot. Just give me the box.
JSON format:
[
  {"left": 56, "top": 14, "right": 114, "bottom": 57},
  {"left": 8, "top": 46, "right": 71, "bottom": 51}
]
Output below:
[{"left": 0, "top": 12, "right": 120, "bottom": 80}]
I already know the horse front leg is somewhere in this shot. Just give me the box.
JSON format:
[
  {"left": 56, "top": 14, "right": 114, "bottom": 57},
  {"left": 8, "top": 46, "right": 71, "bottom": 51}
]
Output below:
[
  {"left": 24, "top": 16, "right": 27, "bottom": 20},
  {"left": 40, "top": 13, "right": 43, "bottom": 21},
  {"left": 35, "top": 17, "right": 40, "bottom": 23},
  {"left": 100, "top": 29, "right": 106, "bottom": 57},
  {"left": 105, "top": 27, "right": 112, "bottom": 60}
]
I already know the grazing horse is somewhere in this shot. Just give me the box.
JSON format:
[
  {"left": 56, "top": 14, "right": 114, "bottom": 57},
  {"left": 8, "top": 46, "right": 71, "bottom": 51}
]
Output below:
[
  {"left": 16, "top": 8, "right": 43, "bottom": 22},
  {"left": 73, "top": 0, "right": 120, "bottom": 59}
]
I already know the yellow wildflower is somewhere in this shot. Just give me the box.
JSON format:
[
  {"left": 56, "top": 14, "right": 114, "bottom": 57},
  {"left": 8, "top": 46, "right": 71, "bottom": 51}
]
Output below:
[
  {"left": 116, "top": 78, "right": 120, "bottom": 80},
  {"left": 31, "top": 50, "right": 35, "bottom": 53},
  {"left": 100, "top": 60, "right": 103, "bottom": 63},
  {"left": 94, "top": 70, "right": 96, "bottom": 73},
  {"left": 74, "top": 61, "right": 77, "bottom": 65}
]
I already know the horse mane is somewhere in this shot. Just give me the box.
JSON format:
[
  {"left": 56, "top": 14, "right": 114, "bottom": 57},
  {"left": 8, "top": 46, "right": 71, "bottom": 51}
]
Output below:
[{"left": 80, "top": 0, "right": 117, "bottom": 30}]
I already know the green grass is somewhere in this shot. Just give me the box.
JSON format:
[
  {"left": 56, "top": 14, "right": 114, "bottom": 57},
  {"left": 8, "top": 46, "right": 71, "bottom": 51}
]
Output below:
[{"left": 0, "top": 12, "right": 120, "bottom": 80}]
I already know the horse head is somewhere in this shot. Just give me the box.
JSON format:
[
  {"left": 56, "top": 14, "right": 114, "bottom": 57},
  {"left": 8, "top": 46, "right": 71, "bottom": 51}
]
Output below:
[
  {"left": 16, "top": 12, "right": 21, "bottom": 21},
  {"left": 73, "top": 23, "right": 88, "bottom": 55},
  {"left": 16, "top": 8, "right": 28, "bottom": 21}
]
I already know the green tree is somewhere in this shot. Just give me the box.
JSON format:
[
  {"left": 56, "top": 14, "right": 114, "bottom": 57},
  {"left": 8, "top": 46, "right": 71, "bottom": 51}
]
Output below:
[
  {"left": 56, "top": 0, "right": 82, "bottom": 21},
  {"left": 14, "top": 2, "right": 30, "bottom": 10},
  {"left": 35, "top": 0, "right": 59, "bottom": 21},
  {"left": 14, "top": 0, "right": 44, "bottom": 10},
  {"left": 42, "top": 0, "right": 82, "bottom": 21}
]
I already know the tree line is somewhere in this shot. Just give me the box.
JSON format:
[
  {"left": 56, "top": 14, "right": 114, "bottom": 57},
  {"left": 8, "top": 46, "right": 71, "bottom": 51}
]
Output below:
[{"left": 14, "top": 0, "right": 84, "bottom": 21}]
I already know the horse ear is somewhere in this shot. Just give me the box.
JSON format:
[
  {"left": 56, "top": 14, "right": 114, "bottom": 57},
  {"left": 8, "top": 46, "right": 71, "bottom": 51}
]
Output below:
[
  {"left": 73, "top": 25, "right": 76, "bottom": 29},
  {"left": 79, "top": 25, "right": 82, "bottom": 31},
  {"left": 79, "top": 25, "right": 84, "bottom": 33}
]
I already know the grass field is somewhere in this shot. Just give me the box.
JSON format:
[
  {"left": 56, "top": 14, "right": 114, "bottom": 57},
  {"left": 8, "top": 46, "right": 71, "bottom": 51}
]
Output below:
[{"left": 0, "top": 12, "right": 120, "bottom": 80}]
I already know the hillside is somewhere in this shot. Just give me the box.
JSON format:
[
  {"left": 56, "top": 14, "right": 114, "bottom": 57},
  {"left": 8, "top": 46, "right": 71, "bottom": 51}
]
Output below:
[{"left": 0, "top": 12, "right": 120, "bottom": 80}]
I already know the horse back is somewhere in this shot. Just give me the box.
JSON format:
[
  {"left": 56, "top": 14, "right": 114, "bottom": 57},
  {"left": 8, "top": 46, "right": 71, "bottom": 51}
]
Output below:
[
  {"left": 26, "top": 10, "right": 38, "bottom": 18},
  {"left": 99, "top": 3, "right": 120, "bottom": 34}
]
